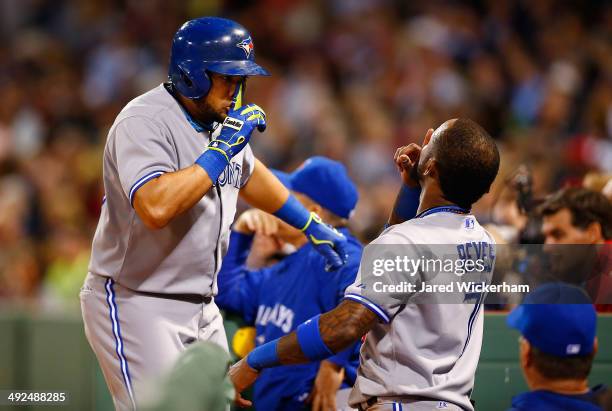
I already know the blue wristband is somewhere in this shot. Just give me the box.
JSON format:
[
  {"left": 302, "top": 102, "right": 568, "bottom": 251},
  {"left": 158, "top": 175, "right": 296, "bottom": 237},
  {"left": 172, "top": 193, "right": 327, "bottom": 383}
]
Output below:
[
  {"left": 395, "top": 185, "right": 421, "bottom": 220},
  {"left": 195, "top": 149, "right": 228, "bottom": 182},
  {"left": 273, "top": 195, "right": 310, "bottom": 230},
  {"left": 296, "top": 315, "right": 334, "bottom": 361},
  {"left": 246, "top": 339, "right": 280, "bottom": 371}
]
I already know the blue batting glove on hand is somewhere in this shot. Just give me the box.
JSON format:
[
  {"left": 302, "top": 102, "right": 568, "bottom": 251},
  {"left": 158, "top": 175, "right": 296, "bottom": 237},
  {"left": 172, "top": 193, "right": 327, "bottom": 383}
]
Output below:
[
  {"left": 195, "top": 103, "right": 266, "bottom": 182},
  {"left": 302, "top": 212, "right": 348, "bottom": 271}
]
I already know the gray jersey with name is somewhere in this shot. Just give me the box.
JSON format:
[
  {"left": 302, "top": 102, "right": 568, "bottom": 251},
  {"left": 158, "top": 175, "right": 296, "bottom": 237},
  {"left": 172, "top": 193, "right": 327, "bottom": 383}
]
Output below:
[
  {"left": 344, "top": 212, "right": 495, "bottom": 411},
  {"left": 89, "top": 84, "right": 254, "bottom": 295}
]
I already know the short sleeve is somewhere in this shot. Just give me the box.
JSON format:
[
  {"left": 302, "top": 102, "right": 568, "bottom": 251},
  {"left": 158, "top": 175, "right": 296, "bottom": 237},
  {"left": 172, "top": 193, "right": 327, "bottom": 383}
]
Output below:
[
  {"left": 113, "top": 116, "right": 177, "bottom": 206},
  {"left": 239, "top": 144, "right": 256, "bottom": 188},
  {"left": 344, "top": 265, "right": 394, "bottom": 324}
]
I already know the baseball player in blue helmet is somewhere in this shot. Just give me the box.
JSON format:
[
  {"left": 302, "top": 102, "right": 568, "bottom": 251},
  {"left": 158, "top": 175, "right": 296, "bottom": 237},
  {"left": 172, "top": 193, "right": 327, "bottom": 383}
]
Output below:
[{"left": 81, "top": 17, "right": 348, "bottom": 411}]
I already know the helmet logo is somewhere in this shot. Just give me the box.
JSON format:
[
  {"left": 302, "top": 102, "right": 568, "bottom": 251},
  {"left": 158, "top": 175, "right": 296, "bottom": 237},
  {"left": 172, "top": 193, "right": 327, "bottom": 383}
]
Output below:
[{"left": 237, "top": 37, "right": 254, "bottom": 58}]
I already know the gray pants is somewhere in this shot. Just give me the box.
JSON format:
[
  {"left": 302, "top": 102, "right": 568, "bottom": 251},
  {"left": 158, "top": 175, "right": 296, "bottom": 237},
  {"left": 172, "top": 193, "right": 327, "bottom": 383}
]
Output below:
[
  {"left": 80, "top": 273, "right": 228, "bottom": 411},
  {"left": 357, "top": 397, "right": 464, "bottom": 411}
]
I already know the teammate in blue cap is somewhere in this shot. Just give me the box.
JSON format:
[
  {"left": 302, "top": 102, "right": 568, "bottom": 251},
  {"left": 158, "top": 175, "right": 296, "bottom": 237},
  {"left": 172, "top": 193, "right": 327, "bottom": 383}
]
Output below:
[
  {"left": 506, "top": 283, "right": 608, "bottom": 411},
  {"left": 81, "top": 17, "right": 348, "bottom": 411},
  {"left": 216, "top": 157, "right": 362, "bottom": 410}
]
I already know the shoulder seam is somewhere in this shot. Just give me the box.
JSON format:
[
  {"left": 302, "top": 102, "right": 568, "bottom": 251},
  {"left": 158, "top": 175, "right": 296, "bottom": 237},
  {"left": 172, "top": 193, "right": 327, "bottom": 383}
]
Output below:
[{"left": 114, "top": 113, "right": 167, "bottom": 131}]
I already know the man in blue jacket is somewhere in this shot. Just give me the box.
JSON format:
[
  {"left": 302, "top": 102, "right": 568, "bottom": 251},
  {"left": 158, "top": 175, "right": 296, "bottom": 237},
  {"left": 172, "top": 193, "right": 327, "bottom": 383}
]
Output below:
[
  {"left": 216, "top": 156, "right": 362, "bottom": 411},
  {"left": 507, "top": 282, "right": 608, "bottom": 411}
]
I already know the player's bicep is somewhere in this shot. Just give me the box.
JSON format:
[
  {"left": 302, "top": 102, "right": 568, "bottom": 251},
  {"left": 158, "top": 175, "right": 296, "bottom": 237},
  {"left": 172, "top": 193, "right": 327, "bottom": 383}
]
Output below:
[
  {"left": 114, "top": 117, "right": 176, "bottom": 206},
  {"left": 319, "top": 300, "right": 378, "bottom": 353},
  {"left": 342, "top": 263, "right": 395, "bottom": 325}
]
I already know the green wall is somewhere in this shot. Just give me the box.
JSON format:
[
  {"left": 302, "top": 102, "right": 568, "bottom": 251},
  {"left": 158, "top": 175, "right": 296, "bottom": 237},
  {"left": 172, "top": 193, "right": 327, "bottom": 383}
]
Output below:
[{"left": 0, "top": 311, "right": 610, "bottom": 411}]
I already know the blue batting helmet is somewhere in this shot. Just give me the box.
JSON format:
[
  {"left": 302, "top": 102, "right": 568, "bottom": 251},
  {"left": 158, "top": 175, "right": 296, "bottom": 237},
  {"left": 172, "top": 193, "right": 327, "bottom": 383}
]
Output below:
[{"left": 168, "top": 17, "right": 270, "bottom": 99}]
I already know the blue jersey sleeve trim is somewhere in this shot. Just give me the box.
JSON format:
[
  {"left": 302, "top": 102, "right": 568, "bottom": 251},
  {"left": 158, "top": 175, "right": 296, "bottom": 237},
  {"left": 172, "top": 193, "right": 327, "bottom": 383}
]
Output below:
[
  {"left": 343, "top": 293, "right": 391, "bottom": 324},
  {"left": 129, "top": 170, "right": 166, "bottom": 206}
]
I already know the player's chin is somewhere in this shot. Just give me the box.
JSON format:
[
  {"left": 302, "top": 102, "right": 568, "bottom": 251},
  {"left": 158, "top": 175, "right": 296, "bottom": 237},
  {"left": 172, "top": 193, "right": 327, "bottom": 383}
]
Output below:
[{"left": 214, "top": 110, "right": 228, "bottom": 123}]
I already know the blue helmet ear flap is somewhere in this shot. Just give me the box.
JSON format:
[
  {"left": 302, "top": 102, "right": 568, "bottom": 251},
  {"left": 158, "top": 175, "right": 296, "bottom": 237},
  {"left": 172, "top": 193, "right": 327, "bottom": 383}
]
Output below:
[{"left": 171, "top": 62, "right": 211, "bottom": 99}]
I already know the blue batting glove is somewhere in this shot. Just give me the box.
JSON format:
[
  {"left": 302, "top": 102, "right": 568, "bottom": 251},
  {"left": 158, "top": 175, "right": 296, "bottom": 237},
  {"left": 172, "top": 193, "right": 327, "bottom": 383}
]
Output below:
[
  {"left": 302, "top": 212, "right": 348, "bottom": 271},
  {"left": 195, "top": 103, "right": 266, "bottom": 182}
]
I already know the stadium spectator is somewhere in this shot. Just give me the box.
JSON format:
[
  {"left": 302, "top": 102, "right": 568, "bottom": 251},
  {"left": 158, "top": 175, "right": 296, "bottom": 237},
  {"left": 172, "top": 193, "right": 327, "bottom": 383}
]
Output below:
[
  {"left": 538, "top": 188, "right": 612, "bottom": 308},
  {"left": 540, "top": 188, "right": 611, "bottom": 246},
  {"left": 0, "top": 1, "right": 611, "bottom": 305}
]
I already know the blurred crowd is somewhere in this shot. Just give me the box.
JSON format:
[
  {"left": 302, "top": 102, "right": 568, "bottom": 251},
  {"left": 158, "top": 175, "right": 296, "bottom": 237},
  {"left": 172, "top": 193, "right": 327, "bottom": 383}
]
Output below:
[{"left": 0, "top": 0, "right": 610, "bottom": 308}]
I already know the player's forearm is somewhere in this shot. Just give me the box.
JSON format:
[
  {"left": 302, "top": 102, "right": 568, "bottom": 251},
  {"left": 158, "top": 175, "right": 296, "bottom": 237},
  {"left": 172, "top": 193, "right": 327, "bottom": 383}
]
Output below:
[
  {"left": 248, "top": 300, "right": 378, "bottom": 367},
  {"left": 134, "top": 165, "right": 213, "bottom": 229},
  {"left": 241, "top": 158, "right": 348, "bottom": 271},
  {"left": 240, "top": 158, "right": 290, "bottom": 213}
]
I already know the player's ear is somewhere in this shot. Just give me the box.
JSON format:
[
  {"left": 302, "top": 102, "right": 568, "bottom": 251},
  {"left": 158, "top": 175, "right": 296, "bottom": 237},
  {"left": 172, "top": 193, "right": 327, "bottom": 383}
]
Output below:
[
  {"left": 520, "top": 337, "right": 532, "bottom": 368},
  {"left": 422, "top": 128, "right": 434, "bottom": 146},
  {"left": 584, "top": 221, "right": 602, "bottom": 243},
  {"left": 423, "top": 158, "right": 437, "bottom": 178}
]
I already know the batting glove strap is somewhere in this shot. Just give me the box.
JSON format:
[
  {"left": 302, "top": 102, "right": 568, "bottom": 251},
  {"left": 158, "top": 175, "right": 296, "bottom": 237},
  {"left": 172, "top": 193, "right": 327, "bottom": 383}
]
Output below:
[
  {"left": 296, "top": 315, "right": 334, "bottom": 361},
  {"left": 303, "top": 212, "right": 349, "bottom": 271},
  {"left": 273, "top": 195, "right": 310, "bottom": 229},
  {"left": 273, "top": 196, "right": 348, "bottom": 271},
  {"left": 195, "top": 148, "right": 229, "bottom": 183}
]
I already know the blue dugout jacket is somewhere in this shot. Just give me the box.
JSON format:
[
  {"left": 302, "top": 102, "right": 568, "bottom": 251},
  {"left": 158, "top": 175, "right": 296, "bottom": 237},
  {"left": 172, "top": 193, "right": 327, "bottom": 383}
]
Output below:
[
  {"left": 508, "top": 384, "right": 608, "bottom": 411},
  {"left": 216, "top": 227, "right": 363, "bottom": 411}
]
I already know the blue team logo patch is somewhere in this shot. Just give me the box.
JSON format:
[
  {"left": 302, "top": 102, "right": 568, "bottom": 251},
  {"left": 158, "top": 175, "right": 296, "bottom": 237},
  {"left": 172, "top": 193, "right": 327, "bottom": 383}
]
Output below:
[
  {"left": 237, "top": 37, "right": 254, "bottom": 58},
  {"left": 437, "top": 401, "right": 449, "bottom": 409},
  {"left": 464, "top": 217, "right": 475, "bottom": 229},
  {"left": 566, "top": 344, "right": 581, "bottom": 354}
]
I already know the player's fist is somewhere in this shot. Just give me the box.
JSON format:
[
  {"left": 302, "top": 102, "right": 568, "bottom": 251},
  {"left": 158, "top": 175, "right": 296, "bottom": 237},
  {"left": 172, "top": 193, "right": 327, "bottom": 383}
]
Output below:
[
  {"left": 234, "top": 209, "right": 280, "bottom": 236},
  {"left": 212, "top": 103, "right": 267, "bottom": 160},
  {"left": 195, "top": 103, "right": 267, "bottom": 182},
  {"left": 228, "top": 358, "right": 259, "bottom": 408},
  {"left": 302, "top": 212, "right": 348, "bottom": 271},
  {"left": 394, "top": 128, "right": 433, "bottom": 188}
]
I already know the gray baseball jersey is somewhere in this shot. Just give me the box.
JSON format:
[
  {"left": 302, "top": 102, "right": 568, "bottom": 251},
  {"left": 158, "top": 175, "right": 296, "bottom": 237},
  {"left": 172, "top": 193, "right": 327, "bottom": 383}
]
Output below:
[
  {"left": 344, "top": 210, "right": 495, "bottom": 411},
  {"left": 88, "top": 84, "right": 255, "bottom": 295}
]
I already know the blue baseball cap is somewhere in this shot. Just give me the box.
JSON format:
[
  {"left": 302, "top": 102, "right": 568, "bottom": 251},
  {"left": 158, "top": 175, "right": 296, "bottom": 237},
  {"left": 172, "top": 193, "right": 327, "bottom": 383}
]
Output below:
[
  {"left": 507, "top": 283, "right": 596, "bottom": 357},
  {"left": 272, "top": 157, "right": 358, "bottom": 219}
]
